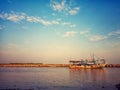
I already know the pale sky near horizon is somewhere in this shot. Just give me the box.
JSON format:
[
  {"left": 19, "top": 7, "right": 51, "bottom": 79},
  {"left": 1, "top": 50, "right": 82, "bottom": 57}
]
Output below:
[{"left": 0, "top": 0, "right": 120, "bottom": 64}]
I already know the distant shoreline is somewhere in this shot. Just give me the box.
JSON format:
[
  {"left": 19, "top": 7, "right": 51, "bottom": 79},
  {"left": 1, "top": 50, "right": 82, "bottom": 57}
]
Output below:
[{"left": 0, "top": 63, "right": 120, "bottom": 68}]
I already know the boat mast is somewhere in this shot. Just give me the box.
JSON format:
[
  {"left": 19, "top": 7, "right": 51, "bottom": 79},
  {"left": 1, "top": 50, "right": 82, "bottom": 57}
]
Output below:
[{"left": 92, "top": 53, "right": 96, "bottom": 64}]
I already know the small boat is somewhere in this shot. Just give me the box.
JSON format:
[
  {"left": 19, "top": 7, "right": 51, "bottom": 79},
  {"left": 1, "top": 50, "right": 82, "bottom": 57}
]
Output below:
[{"left": 69, "top": 55, "right": 106, "bottom": 69}]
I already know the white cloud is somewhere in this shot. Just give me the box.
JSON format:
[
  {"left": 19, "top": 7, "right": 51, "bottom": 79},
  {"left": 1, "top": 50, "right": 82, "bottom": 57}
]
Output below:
[
  {"left": 51, "top": 20, "right": 59, "bottom": 24},
  {"left": 62, "top": 22, "right": 70, "bottom": 25},
  {"left": 50, "top": 0, "right": 80, "bottom": 15},
  {"left": 22, "top": 26, "right": 29, "bottom": 30},
  {"left": 52, "top": 13, "right": 56, "bottom": 16},
  {"left": 87, "top": 30, "right": 120, "bottom": 42},
  {"left": 27, "top": 16, "right": 59, "bottom": 26},
  {"left": 69, "top": 7, "right": 80, "bottom": 15},
  {"left": 0, "top": 12, "right": 60, "bottom": 26},
  {"left": 108, "top": 30, "right": 120, "bottom": 36},
  {"left": 56, "top": 18, "right": 62, "bottom": 21},
  {"left": 7, "top": 13, "right": 25, "bottom": 22},
  {"left": 27, "top": 16, "right": 40, "bottom": 23},
  {"left": 0, "top": 12, "right": 77, "bottom": 27},
  {"left": 78, "top": 29, "right": 120, "bottom": 42},
  {"left": 63, "top": 31, "right": 77, "bottom": 37},
  {"left": 70, "top": 24, "right": 76, "bottom": 28},
  {"left": 51, "top": 0, "right": 65, "bottom": 11},
  {"left": 62, "top": 22, "right": 76, "bottom": 28},
  {"left": 90, "top": 35, "right": 107, "bottom": 41},
  {"left": 27, "top": 16, "right": 51, "bottom": 26},
  {"left": 80, "top": 30, "right": 90, "bottom": 35},
  {"left": 0, "top": 12, "right": 25, "bottom": 23}
]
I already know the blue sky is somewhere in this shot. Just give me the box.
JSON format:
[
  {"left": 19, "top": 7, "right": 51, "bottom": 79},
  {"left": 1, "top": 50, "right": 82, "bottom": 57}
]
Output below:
[{"left": 0, "top": 0, "right": 120, "bottom": 64}]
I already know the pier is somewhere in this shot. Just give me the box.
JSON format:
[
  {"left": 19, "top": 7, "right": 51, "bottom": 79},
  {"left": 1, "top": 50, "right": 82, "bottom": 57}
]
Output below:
[
  {"left": 105, "top": 64, "right": 120, "bottom": 68},
  {"left": 0, "top": 63, "right": 69, "bottom": 67},
  {"left": 0, "top": 63, "right": 120, "bottom": 68}
]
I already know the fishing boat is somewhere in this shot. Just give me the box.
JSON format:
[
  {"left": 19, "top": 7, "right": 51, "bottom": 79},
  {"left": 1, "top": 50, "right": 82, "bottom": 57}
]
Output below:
[{"left": 69, "top": 55, "right": 106, "bottom": 69}]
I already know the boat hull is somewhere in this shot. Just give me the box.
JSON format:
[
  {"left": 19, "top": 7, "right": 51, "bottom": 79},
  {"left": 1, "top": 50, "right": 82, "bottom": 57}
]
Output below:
[{"left": 69, "top": 64, "right": 106, "bottom": 69}]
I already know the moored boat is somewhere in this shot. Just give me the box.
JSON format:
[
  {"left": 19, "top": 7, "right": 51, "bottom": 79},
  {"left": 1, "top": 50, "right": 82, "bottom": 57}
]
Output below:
[{"left": 69, "top": 57, "right": 106, "bottom": 69}]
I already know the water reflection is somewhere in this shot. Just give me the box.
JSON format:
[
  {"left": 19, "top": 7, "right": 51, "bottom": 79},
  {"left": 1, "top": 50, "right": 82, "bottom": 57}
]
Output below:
[
  {"left": 69, "top": 69, "right": 107, "bottom": 87},
  {"left": 0, "top": 67, "right": 119, "bottom": 90}
]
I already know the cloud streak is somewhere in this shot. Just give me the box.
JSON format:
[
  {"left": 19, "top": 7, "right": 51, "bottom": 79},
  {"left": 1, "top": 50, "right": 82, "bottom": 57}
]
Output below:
[
  {"left": 88, "top": 30, "right": 120, "bottom": 42},
  {"left": 62, "top": 22, "right": 76, "bottom": 28},
  {"left": 63, "top": 31, "right": 77, "bottom": 37},
  {"left": 0, "top": 12, "right": 60, "bottom": 26},
  {"left": 0, "top": 12, "right": 25, "bottom": 23},
  {"left": 0, "top": 12, "right": 77, "bottom": 28},
  {"left": 78, "top": 29, "right": 120, "bottom": 42},
  {"left": 68, "top": 7, "right": 80, "bottom": 15},
  {"left": 80, "top": 30, "right": 90, "bottom": 35},
  {"left": 27, "top": 16, "right": 60, "bottom": 26},
  {"left": 27, "top": 16, "right": 51, "bottom": 26},
  {"left": 90, "top": 35, "right": 107, "bottom": 41},
  {"left": 108, "top": 30, "right": 120, "bottom": 36}
]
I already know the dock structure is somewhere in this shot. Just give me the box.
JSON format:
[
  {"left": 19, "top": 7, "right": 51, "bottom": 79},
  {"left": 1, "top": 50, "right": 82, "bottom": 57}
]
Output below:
[
  {"left": 105, "top": 64, "right": 120, "bottom": 68},
  {"left": 0, "top": 63, "right": 69, "bottom": 67},
  {"left": 0, "top": 63, "right": 120, "bottom": 68}
]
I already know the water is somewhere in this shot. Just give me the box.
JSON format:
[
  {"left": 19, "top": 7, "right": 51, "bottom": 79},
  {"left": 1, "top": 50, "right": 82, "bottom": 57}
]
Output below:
[{"left": 0, "top": 67, "right": 120, "bottom": 90}]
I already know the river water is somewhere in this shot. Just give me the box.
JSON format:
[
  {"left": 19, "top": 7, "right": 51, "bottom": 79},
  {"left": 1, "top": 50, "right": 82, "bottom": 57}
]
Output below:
[{"left": 0, "top": 67, "right": 120, "bottom": 90}]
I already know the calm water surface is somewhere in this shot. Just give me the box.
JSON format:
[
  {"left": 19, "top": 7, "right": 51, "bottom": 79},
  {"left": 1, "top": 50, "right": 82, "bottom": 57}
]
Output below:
[{"left": 0, "top": 67, "right": 120, "bottom": 90}]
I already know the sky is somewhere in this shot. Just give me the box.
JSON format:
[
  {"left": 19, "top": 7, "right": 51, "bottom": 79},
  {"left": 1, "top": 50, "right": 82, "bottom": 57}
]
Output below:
[{"left": 0, "top": 0, "right": 120, "bottom": 64}]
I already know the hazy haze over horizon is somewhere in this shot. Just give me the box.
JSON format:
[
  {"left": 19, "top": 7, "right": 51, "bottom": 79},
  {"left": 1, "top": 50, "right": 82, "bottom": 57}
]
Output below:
[{"left": 0, "top": 0, "right": 120, "bottom": 64}]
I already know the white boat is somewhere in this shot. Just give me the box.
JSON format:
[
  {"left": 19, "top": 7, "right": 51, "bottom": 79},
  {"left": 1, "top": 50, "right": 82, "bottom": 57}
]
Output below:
[{"left": 69, "top": 55, "right": 106, "bottom": 69}]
